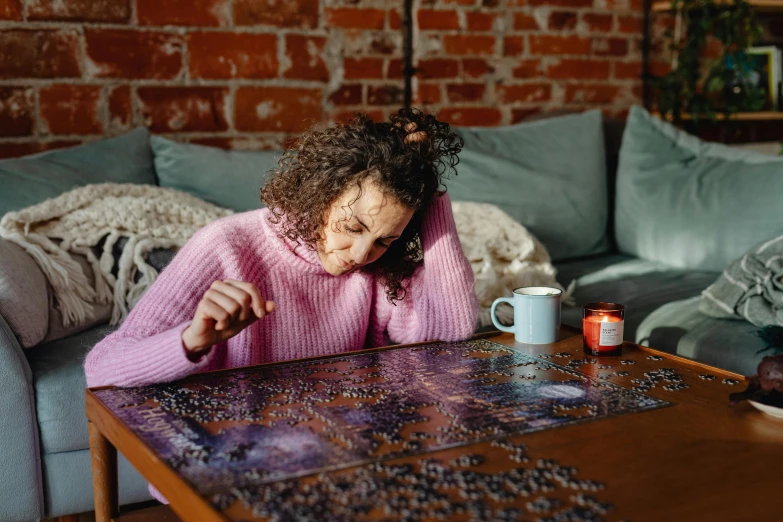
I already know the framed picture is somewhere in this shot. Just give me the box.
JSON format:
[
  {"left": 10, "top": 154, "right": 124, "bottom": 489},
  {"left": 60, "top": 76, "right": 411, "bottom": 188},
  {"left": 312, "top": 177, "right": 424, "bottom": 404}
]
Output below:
[
  {"left": 748, "top": 46, "right": 781, "bottom": 110},
  {"left": 726, "top": 46, "right": 781, "bottom": 110}
]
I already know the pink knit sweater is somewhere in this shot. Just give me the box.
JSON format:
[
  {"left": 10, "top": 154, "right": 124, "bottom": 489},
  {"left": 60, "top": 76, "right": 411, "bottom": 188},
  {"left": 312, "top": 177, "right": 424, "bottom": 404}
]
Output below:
[{"left": 84, "top": 192, "right": 477, "bottom": 388}]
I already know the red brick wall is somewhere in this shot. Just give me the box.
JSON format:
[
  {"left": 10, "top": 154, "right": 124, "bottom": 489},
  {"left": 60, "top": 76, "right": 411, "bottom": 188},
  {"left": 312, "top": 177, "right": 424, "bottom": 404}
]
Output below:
[
  {"left": 411, "top": 0, "right": 657, "bottom": 126},
  {"left": 0, "top": 0, "right": 649, "bottom": 159}
]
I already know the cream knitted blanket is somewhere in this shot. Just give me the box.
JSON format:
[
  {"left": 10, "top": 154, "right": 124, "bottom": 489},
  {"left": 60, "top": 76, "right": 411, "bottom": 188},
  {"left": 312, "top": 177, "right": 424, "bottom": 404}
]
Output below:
[
  {"left": 452, "top": 202, "right": 573, "bottom": 327},
  {"left": 0, "top": 184, "right": 569, "bottom": 331},
  {"left": 0, "top": 183, "right": 234, "bottom": 326}
]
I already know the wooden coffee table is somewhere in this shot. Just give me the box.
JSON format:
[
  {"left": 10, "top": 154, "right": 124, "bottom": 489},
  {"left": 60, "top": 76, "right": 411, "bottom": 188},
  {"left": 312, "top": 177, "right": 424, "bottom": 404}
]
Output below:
[{"left": 85, "top": 328, "right": 783, "bottom": 521}]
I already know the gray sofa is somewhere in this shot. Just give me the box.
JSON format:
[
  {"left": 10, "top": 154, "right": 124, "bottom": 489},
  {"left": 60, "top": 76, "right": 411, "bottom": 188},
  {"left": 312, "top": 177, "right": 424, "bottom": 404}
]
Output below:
[{"left": 0, "top": 109, "right": 776, "bottom": 521}]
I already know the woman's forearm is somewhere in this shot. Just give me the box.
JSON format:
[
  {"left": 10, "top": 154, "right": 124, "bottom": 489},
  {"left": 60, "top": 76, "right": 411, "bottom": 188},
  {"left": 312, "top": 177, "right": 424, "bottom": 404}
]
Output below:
[{"left": 385, "top": 192, "right": 478, "bottom": 344}]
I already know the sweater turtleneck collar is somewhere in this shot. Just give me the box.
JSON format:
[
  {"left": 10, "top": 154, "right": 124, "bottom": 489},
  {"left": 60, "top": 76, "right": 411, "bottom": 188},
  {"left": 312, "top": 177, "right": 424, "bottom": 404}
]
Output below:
[{"left": 258, "top": 209, "right": 329, "bottom": 274}]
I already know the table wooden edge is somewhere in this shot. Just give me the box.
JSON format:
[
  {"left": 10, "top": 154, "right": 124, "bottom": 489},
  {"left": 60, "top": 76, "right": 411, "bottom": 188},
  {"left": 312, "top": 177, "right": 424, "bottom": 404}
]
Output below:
[
  {"left": 87, "top": 328, "right": 747, "bottom": 396},
  {"left": 85, "top": 392, "right": 228, "bottom": 522}
]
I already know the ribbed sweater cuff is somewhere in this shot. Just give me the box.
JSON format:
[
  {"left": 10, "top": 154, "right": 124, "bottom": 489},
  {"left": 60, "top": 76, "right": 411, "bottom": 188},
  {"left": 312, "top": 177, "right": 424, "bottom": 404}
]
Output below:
[
  {"left": 117, "top": 321, "right": 212, "bottom": 387},
  {"left": 420, "top": 193, "right": 468, "bottom": 272},
  {"left": 421, "top": 193, "right": 449, "bottom": 242}
]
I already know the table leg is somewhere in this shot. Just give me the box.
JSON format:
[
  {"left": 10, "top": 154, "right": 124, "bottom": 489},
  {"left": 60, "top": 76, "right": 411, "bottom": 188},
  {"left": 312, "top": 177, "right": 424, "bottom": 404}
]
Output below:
[{"left": 89, "top": 421, "right": 119, "bottom": 522}]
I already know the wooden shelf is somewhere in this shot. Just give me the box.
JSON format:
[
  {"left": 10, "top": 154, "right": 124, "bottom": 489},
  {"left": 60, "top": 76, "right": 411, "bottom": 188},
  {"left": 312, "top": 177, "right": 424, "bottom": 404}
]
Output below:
[
  {"left": 653, "top": 110, "right": 783, "bottom": 120},
  {"left": 651, "top": 0, "right": 783, "bottom": 12}
]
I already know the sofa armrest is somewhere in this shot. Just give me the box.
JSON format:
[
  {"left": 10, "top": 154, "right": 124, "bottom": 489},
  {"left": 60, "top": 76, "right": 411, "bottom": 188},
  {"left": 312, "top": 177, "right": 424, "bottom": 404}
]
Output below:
[{"left": 0, "top": 312, "right": 43, "bottom": 521}]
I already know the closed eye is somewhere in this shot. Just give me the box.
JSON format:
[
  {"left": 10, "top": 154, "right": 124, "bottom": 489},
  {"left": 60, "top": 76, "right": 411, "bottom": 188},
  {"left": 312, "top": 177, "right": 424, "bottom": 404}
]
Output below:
[{"left": 347, "top": 218, "right": 396, "bottom": 248}]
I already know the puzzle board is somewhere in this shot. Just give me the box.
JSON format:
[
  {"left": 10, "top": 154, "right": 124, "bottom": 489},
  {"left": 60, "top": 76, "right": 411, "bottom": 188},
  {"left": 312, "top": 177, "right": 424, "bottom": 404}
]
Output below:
[{"left": 94, "top": 339, "right": 669, "bottom": 500}]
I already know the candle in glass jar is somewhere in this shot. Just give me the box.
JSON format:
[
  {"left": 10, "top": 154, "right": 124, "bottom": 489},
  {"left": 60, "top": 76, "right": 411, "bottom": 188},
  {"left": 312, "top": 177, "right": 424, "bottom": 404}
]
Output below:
[{"left": 582, "top": 302, "right": 624, "bottom": 356}]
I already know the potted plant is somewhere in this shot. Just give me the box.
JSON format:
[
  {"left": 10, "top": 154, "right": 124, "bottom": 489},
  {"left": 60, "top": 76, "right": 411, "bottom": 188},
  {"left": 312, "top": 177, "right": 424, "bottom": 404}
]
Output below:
[{"left": 654, "top": 0, "right": 766, "bottom": 124}]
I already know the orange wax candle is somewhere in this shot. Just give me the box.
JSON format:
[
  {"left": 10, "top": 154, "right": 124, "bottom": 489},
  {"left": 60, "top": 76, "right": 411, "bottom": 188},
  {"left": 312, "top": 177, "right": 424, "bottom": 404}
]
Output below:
[{"left": 582, "top": 302, "right": 624, "bottom": 356}]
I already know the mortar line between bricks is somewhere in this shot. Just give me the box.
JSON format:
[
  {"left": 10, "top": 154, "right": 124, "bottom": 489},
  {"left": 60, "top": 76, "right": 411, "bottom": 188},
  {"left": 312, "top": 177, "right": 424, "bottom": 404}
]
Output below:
[
  {"left": 99, "top": 84, "right": 109, "bottom": 135},
  {"left": 0, "top": 79, "right": 336, "bottom": 87},
  {"left": 0, "top": 21, "right": 334, "bottom": 34},
  {"left": 0, "top": 130, "right": 292, "bottom": 139},
  {"left": 32, "top": 85, "right": 42, "bottom": 137},
  {"left": 129, "top": 0, "right": 138, "bottom": 25},
  {"left": 226, "top": 84, "right": 237, "bottom": 136},
  {"left": 227, "top": 0, "right": 235, "bottom": 28},
  {"left": 181, "top": 25, "right": 190, "bottom": 86}
]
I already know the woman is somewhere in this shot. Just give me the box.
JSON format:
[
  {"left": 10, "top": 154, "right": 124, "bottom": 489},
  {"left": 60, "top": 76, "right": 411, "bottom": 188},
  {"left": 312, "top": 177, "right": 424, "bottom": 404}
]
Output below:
[{"left": 84, "top": 108, "right": 478, "bottom": 390}]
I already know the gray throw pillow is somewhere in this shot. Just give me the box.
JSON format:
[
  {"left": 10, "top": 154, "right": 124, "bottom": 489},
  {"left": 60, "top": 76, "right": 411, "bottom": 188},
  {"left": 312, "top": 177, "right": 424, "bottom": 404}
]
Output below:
[
  {"left": 699, "top": 233, "right": 783, "bottom": 327},
  {"left": 616, "top": 105, "right": 783, "bottom": 271},
  {"left": 0, "top": 235, "right": 177, "bottom": 348},
  {"left": 0, "top": 128, "right": 156, "bottom": 217},
  {"left": 448, "top": 110, "right": 609, "bottom": 262},
  {"left": 151, "top": 136, "right": 280, "bottom": 212},
  {"left": 0, "top": 239, "right": 49, "bottom": 347}
]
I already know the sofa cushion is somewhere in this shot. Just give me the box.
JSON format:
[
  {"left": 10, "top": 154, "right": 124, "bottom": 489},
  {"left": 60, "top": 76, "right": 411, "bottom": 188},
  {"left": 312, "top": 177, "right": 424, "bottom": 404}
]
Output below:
[
  {"left": 449, "top": 110, "right": 609, "bottom": 262},
  {"left": 729, "top": 141, "right": 781, "bottom": 155},
  {"left": 0, "top": 128, "right": 156, "bottom": 217},
  {"left": 553, "top": 253, "right": 636, "bottom": 288},
  {"left": 555, "top": 254, "right": 718, "bottom": 341},
  {"left": 151, "top": 136, "right": 279, "bottom": 212},
  {"left": 615, "top": 106, "right": 783, "bottom": 272},
  {"left": 636, "top": 296, "right": 767, "bottom": 376},
  {"left": 0, "top": 314, "right": 42, "bottom": 522},
  {"left": 0, "top": 237, "right": 115, "bottom": 348},
  {"left": 698, "top": 232, "right": 783, "bottom": 327},
  {"left": 25, "top": 325, "right": 117, "bottom": 454},
  {"left": 0, "top": 239, "right": 49, "bottom": 347},
  {"left": 43, "top": 450, "right": 152, "bottom": 517}
]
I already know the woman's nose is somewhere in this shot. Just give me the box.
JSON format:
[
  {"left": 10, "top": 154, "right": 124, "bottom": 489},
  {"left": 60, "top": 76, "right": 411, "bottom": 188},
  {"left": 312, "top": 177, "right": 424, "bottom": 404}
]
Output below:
[{"left": 350, "top": 240, "right": 372, "bottom": 265}]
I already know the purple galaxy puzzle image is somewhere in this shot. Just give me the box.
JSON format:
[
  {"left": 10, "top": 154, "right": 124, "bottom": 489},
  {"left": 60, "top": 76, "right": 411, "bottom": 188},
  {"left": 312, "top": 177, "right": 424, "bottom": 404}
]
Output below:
[{"left": 94, "top": 339, "right": 669, "bottom": 498}]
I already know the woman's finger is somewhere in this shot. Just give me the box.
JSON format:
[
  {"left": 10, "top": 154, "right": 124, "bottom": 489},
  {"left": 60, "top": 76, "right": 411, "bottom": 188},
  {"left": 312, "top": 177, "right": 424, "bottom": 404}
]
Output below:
[
  {"left": 205, "top": 289, "right": 244, "bottom": 324},
  {"left": 211, "top": 282, "right": 254, "bottom": 322},
  {"left": 200, "top": 298, "right": 232, "bottom": 331},
  {"left": 224, "top": 280, "right": 272, "bottom": 318}
]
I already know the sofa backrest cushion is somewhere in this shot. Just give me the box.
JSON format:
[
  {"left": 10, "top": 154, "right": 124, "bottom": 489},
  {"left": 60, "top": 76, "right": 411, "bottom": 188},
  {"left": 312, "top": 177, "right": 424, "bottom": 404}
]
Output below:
[
  {"left": 448, "top": 110, "right": 609, "bottom": 262},
  {"left": 151, "top": 136, "right": 280, "bottom": 212},
  {"left": 616, "top": 105, "right": 783, "bottom": 272},
  {"left": 0, "top": 128, "right": 156, "bottom": 217}
]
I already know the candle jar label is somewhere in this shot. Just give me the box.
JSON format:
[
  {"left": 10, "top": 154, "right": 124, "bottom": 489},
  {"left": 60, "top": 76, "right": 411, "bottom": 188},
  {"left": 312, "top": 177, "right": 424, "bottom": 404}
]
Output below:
[{"left": 599, "top": 321, "right": 623, "bottom": 346}]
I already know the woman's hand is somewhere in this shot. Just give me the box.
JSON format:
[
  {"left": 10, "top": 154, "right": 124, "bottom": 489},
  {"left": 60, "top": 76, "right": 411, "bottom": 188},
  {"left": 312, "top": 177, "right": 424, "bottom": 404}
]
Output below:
[{"left": 182, "top": 280, "right": 275, "bottom": 354}]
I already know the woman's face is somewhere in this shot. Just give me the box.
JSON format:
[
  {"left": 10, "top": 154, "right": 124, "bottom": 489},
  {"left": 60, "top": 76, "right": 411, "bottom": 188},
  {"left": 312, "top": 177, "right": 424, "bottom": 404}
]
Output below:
[{"left": 318, "top": 178, "right": 414, "bottom": 276}]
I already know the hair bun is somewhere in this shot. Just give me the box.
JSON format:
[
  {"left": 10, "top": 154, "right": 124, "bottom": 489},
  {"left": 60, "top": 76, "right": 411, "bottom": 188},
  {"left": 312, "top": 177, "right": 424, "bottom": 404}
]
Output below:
[
  {"left": 404, "top": 126, "right": 428, "bottom": 144},
  {"left": 388, "top": 107, "right": 463, "bottom": 180}
]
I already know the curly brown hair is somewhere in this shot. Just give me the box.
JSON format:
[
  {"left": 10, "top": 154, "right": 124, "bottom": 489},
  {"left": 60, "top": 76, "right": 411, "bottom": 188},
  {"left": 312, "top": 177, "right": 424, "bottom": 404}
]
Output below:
[{"left": 260, "top": 107, "right": 463, "bottom": 303}]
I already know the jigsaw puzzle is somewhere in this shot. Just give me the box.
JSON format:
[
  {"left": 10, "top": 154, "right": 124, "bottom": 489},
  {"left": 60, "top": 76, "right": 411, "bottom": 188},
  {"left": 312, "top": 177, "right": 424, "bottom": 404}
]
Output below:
[{"left": 94, "top": 339, "right": 671, "bottom": 519}]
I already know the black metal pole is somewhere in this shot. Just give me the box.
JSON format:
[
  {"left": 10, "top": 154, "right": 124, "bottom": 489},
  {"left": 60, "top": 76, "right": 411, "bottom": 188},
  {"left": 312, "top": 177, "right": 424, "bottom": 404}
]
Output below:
[
  {"left": 642, "top": 0, "right": 652, "bottom": 110},
  {"left": 403, "top": 0, "right": 414, "bottom": 108}
]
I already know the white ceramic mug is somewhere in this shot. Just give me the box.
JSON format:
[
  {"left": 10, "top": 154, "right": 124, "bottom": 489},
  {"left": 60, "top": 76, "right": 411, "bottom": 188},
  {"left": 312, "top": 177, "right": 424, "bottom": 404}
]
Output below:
[{"left": 490, "top": 286, "right": 562, "bottom": 344}]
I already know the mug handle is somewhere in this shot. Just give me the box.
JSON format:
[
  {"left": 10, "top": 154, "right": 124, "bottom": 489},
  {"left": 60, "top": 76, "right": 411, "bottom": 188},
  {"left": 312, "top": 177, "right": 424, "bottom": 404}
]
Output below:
[{"left": 490, "top": 297, "right": 515, "bottom": 333}]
